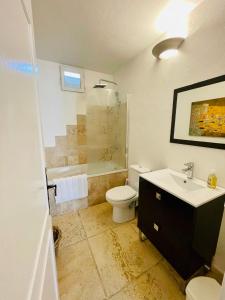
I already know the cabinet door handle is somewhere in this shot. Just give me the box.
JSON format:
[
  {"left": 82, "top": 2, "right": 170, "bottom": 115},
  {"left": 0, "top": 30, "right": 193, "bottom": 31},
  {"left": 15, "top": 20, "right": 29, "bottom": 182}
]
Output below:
[
  {"left": 156, "top": 192, "right": 161, "bottom": 200},
  {"left": 153, "top": 223, "right": 159, "bottom": 231}
]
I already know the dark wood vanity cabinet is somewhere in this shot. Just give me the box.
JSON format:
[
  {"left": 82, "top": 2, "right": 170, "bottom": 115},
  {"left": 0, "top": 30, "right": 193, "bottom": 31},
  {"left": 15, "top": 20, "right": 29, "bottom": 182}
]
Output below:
[{"left": 138, "top": 177, "right": 225, "bottom": 279}]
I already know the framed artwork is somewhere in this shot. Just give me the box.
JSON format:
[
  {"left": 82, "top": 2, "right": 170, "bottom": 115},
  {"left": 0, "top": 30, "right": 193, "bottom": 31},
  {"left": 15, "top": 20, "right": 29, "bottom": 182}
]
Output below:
[{"left": 170, "top": 74, "right": 225, "bottom": 149}]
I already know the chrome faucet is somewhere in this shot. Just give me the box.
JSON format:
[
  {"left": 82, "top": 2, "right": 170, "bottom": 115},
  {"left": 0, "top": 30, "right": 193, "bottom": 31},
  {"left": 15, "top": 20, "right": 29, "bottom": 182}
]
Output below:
[{"left": 182, "top": 162, "right": 194, "bottom": 179}]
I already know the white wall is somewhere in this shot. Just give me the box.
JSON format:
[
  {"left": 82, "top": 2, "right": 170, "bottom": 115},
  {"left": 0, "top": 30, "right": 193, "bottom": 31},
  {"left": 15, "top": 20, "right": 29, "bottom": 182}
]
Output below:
[
  {"left": 115, "top": 0, "right": 225, "bottom": 272},
  {"left": 37, "top": 59, "right": 113, "bottom": 147}
]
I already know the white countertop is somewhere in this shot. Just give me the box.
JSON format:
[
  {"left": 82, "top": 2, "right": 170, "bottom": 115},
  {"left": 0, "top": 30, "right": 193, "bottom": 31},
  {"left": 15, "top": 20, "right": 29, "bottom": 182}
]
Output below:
[{"left": 140, "top": 169, "right": 225, "bottom": 208}]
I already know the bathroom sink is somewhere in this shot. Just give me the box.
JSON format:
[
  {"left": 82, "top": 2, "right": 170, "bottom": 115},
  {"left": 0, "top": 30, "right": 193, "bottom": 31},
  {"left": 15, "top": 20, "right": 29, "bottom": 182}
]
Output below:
[
  {"left": 140, "top": 168, "right": 225, "bottom": 207},
  {"left": 166, "top": 174, "right": 203, "bottom": 192}
]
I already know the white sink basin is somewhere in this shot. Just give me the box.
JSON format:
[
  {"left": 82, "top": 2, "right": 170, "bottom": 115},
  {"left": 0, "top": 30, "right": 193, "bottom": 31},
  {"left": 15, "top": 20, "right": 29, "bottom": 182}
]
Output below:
[
  {"left": 164, "top": 174, "right": 203, "bottom": 192},
  {"left": 141, "top": 169, "right": 225, "bottom": 207}
]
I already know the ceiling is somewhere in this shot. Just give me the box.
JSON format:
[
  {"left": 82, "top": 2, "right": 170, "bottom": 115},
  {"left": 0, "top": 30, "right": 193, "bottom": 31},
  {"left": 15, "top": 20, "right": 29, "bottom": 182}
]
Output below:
[{"left": 32, "top": 0, "right": 203, "bottom": 74}]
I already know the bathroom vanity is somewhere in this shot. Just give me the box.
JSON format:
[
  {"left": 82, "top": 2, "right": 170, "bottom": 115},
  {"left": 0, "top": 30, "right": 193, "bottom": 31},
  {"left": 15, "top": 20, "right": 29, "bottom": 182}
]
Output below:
[{"left": 138, "top": 169, "right": 225, "bottom": 280}]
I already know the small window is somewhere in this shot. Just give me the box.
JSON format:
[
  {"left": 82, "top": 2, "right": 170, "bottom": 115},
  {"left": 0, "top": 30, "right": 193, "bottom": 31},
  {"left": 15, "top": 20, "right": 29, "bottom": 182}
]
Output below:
[{"left": 60, "top": 65, "right": 85, "bottom": 92}]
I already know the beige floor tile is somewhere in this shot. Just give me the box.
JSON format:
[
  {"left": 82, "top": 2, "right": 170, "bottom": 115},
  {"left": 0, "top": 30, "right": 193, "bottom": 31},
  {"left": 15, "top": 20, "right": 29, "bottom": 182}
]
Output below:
[
  {"left": 129, "top": 217, "right": 139, "bottom": 233},
  {"left": 57, "top": 240, "right": 106, "bottom": 300},
  {"left": 53, "top": 212, "right": 86, "bottom": 249},
  {"left": 89, "top": 223, "right": 161, "bottom": 297},
  {"left": 160, "top": 258, "right": 185, "bottom": 289},
  {"left": 110, "top": 261, "right": 185, "bottom": 300},
  {"left": 79, "top": 202, "right": 117, "bottom": 237}
]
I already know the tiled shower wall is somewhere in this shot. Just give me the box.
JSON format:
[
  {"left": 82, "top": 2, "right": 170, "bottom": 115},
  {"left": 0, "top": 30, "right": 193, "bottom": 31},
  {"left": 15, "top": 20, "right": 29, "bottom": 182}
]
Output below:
[
  {"left": 87, "top": 103, "right": 127, "bottom": 167},
  {"left": 45, "top": 103, "right": 127, "bottom": 169},
  {"left": 45, "top": 114, "right": 87, "bottom": 168}
]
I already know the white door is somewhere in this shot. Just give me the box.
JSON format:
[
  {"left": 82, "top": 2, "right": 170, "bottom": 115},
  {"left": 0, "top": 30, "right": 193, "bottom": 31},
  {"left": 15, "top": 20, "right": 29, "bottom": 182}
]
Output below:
[{"left": 0, "top": 0, "right": 59, "bottom": 299}]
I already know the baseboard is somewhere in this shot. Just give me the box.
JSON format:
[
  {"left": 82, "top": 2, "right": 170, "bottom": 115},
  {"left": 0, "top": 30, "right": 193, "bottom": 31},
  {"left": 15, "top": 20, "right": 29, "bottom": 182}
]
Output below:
[{"left": 211, "top": 264, "right": 224, "bottom": 283}]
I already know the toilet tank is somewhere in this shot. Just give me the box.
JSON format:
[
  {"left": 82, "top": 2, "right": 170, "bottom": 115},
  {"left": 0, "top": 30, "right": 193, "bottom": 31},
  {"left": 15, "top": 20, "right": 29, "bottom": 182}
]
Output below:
[{"left": 128, "top": 165, "right": 150, "bottom": 191}]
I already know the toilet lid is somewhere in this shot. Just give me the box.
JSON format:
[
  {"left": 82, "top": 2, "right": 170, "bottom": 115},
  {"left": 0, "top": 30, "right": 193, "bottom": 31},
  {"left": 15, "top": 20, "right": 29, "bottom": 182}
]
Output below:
[
  {"left": 106, "top": 186, "right": 137, "bottom": 201},
  {"left": 186, "top": 277, "right": 221, "bottom": 300}
]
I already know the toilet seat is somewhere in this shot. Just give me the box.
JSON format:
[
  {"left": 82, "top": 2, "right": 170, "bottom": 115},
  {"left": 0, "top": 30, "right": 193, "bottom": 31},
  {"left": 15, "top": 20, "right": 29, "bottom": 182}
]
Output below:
[
  {"left": 186, "top": 277, "right": 221, "bottom": 300},
  {"left": 106, "top": 185, "right": 137, "bottom": 202}
]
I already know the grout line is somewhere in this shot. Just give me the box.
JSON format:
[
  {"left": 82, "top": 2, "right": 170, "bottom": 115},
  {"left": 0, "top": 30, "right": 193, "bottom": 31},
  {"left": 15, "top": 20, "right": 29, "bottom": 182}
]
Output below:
[
  {"left": 107, "top": 259, "right": 163, "bottom": 299},
  {"left": 54, "top": 213, "right": 87, "bottom": 252},
  {"left": 84, "top": 218, "right": 137, "bottom": 240},
  {"left": 79, "top": 213, "right": 108, "bottom": 299},
  {"left": 86, "top": 237, "right": 108, "bottom": 299}
]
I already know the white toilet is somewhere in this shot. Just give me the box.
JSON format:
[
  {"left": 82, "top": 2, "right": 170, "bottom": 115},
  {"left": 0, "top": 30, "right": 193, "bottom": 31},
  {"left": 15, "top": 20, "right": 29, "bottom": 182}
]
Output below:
[
  {"left": 106, "top": 165, "right": 150, "bottom": 223},
  {"left": 186, "top": 276, "right": 221, "bottom": 300}
]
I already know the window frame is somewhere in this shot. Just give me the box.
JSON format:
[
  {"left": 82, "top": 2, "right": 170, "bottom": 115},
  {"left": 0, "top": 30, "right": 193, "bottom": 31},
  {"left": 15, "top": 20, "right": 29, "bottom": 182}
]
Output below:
[{"left": 60, "top": 64, "right": 85, "bottom": 93}]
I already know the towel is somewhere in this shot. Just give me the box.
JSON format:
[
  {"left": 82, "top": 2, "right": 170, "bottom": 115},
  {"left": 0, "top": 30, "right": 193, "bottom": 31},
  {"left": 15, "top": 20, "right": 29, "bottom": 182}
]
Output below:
[{"left": 53, "top": 174, "right": 88, "bottom": 204}]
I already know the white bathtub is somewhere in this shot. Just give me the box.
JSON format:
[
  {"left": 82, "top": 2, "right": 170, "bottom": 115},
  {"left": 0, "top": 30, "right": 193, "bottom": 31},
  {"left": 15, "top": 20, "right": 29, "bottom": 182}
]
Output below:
[
  {"left": 46, "top": 162, "right": 128, "bottom": 216},
  {"left": 47, "top": 162, "right": 127, "bottom": 181}
]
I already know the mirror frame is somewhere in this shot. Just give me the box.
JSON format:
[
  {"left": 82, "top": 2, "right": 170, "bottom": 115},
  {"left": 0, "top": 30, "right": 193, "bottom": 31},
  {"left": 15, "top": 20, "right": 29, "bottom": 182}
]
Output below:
[{"left": 170, "top": 74, "right": 225, "bottom": 150}]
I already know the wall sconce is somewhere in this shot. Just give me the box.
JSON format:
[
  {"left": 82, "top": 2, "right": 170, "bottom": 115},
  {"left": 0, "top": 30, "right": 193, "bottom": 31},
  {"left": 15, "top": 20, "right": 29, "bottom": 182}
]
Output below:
[{"left": 152, "top": 37, "right": 184, "bottom": 59}]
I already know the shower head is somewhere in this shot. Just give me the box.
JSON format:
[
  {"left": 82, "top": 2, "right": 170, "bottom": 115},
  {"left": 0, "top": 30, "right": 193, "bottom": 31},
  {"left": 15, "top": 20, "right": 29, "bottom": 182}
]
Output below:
[{"left": 93, "top": 83, "right": 107, "bottom": 88}]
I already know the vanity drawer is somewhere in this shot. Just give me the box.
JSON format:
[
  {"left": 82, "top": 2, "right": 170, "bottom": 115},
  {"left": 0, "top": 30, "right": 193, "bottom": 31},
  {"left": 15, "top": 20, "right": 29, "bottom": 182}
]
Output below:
[
  {"left": 139, "top": 178, "right": 194, "bottom": 241},
  {"left": 138, "top": 178, "right": 165, "bottom": 221}
]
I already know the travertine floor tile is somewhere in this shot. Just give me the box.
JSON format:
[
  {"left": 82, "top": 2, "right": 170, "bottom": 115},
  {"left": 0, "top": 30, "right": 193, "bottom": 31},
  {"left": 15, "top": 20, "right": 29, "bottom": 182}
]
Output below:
[
  {"left": 89, "top": 223, "right": 161, "bottom": 297},
  {"left": 79, "top": 202, "right": 117, "bottom": 237},
  {"left": 110, "top": 261, "right": 185, "bottom": 300},
  {"left": 160, "top": 258, "right": 185, "bottom": 289},
  {"left": 57, "top": 240, "right": 106, "bottom": 300},
  {"left": 53, "top": 212, "right": 86, "bottom": 248}
]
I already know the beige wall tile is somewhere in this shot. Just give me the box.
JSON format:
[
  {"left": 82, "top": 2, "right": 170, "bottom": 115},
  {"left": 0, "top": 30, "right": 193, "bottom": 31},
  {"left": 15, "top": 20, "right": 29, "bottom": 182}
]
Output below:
[
  {"left": 66, "top": 125, "right": 77, "bottom": 136},
  {"left": 78, "top": 146, "right": 88, "bottom": 164},
  {"left": 67, "top": 154, "right": 79, "bottom": 166},
  {"left": 67, "top": 135, "right": 77, "bottom": 149},
  {"left": 88, "top": 175, "right": 109, "bottom": 206},
  {"left": 107, "top": 171, "right": 127, "bottom": 188},
  {"left": 88, "top": 171, "right": 128, "bottom": 206},
  {"left": 77, "top": 114, "right": 86, "bottom": 125}
]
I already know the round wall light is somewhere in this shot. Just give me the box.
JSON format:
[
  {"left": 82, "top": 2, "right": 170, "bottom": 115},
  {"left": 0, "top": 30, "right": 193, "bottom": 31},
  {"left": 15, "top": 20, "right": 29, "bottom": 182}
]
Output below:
[{"left": 152, "top": 37, "right": 184, "bottom": 59}]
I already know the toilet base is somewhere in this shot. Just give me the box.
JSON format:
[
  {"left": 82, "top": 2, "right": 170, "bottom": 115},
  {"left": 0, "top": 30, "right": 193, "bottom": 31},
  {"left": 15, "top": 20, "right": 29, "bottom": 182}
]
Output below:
[
  {"left": 112, "top": 206, "right": 135, "bottom": 223},
  {"left": 186, "top": 276, "right": 221, "bottom": 300}
]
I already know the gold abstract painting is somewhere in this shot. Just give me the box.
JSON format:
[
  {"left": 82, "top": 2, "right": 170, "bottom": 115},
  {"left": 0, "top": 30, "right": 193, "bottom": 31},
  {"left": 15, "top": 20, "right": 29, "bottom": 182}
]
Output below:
[{"left": 189, "top": 97, "right": 225, "bottom": 137}]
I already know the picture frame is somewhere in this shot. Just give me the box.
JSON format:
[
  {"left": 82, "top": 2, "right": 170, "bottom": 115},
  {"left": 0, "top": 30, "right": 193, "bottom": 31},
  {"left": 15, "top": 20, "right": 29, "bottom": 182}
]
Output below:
[{"left": 170, "top": 74, "right": 225, "bottom": 149}]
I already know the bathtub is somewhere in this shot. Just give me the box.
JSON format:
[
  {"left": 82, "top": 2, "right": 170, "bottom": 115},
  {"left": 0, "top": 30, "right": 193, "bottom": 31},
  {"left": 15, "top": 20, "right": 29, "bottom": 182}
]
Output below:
[
  {"left": 47, "top": 161, "right": 127, "bottom": 181},
  {"left": 46, "top": 162, "right": 128, "bottom": 215}
]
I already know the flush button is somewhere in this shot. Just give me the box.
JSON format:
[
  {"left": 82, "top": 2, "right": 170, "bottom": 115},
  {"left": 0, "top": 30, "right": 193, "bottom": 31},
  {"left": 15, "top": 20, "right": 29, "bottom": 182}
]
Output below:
[
  {"left": 156, "top": 192, "right": 161, "bottom": 200},
  {"left": 153, "top": 223, "right": 159, "bottom": 231}
]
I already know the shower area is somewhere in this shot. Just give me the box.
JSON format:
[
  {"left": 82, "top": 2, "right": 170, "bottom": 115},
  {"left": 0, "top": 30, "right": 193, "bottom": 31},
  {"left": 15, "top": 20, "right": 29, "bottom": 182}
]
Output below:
[
  {"left": 87, "top": 80, "right": 127, "bottom": 175},
  {"left": 46, "top": 80, "right": 128, "bottom": 214}
]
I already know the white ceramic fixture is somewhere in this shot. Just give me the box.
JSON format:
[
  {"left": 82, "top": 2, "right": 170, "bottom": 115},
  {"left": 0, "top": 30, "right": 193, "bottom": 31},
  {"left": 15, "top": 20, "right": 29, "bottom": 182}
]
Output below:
[
  {"left": 106, "top": 165, "right": 150, "bottom": 223},
  {"left": 186, "top": 276, "right": 221, "bottom": 300},
  {"left": 141, "top": 169, "right": 225, "bottom": 207}
]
